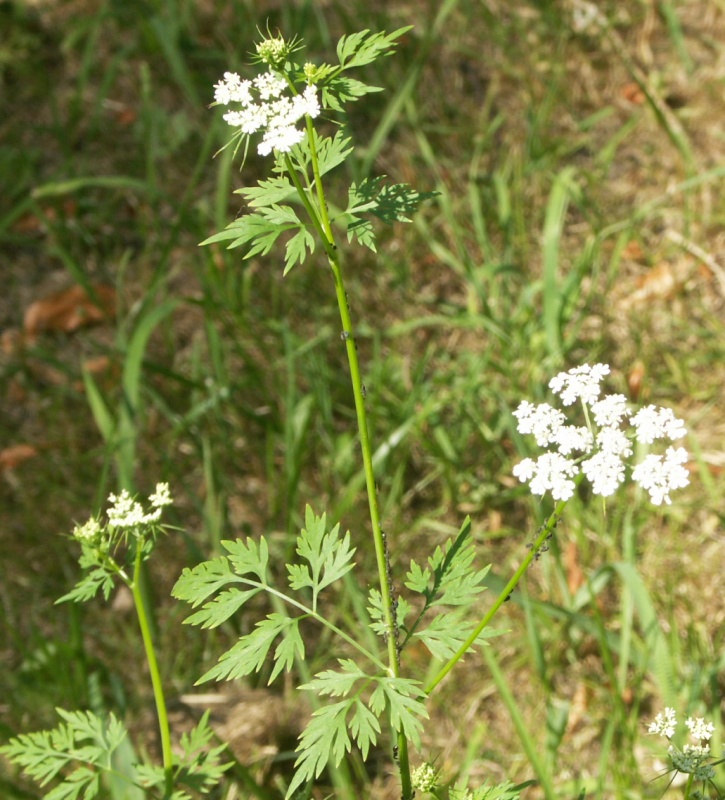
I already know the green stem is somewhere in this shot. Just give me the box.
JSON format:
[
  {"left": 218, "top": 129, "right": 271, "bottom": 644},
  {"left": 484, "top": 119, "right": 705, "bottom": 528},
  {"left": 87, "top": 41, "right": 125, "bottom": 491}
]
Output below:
[
  {"left": 425, "top": 498, "right": 569, "bottom": 695},
  {"left": 288, "top": 123, "right": 413, "bottom": 798},
  {"left": 130, "top": 544, "right": 173, "bottom": 798}
]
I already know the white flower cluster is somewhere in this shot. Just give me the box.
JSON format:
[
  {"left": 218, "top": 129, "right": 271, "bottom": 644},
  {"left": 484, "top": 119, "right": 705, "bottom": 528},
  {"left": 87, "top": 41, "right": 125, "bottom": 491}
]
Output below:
[
  {"left": 213, "top": 70, "right": 320, "bottom": 156},
  {"left": 649, "top": 708, "right": 717, "bottom": 782},
  {"left": 411, "top": 762, "right": 439, "bottom": 793},
  {"left": 107, "top": 483, "right": 173, "bottom": 528},
  {"left": 512, "top": 364, "right": 689, "bottom": 504}
]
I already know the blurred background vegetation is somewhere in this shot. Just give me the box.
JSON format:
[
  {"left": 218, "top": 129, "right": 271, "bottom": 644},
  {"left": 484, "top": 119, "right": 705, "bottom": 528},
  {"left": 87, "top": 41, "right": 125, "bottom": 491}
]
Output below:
[{"left": 1, "top": 0, "right": 724, "bottom": 797}]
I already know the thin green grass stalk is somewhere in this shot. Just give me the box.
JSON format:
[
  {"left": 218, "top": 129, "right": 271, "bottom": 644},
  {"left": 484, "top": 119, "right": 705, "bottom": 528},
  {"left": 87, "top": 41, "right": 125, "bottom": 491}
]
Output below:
[
  {"left": 482, "top": 647, "right": 556, "bottom": 800},
  {"left": 129, "top": 545, "right": 173, "bottom": 798}
]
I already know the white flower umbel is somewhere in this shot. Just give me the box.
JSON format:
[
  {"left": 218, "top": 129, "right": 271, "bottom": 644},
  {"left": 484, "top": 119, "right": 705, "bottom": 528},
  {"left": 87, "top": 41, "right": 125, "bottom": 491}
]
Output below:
[
  {"left": 648, "top": 708, "right": 719, "bottom": 784},
  {"left": 213, "top": 69, "right": 320, "bottom": 157},
  {"left": 512, "top": 364, "right": 690, "bottom": 505}
]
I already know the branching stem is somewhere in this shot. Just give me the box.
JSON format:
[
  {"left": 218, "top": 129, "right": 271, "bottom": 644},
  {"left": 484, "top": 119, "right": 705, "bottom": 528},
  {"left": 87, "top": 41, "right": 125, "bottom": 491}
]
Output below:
[{"left": 287, "top": 124, "right": 413, "bottom": 797}]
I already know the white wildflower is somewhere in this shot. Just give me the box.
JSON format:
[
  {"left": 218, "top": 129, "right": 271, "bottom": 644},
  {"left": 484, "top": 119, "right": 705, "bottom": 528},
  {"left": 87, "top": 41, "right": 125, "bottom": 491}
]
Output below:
[
  {"left": 73, "top": 518, "right": 102, "bottom": 541},
  {"left": 631, "top": 405, "right": 687, "bottom": 443},
  {"left": 149, "top": 482, "right": 172, "bottom": 508},
  {"left": 548, "top": 363, "right": 610, "bottom": 406},
  {"left": 107, "top": 490, "right": 146, "bottom": 528},
  {"left": 512, "top": 452, "right": 578, "bottom": 501},
  {"left": 590, "top": 394, "right": 630, "bottom": 427},
  {"left": 631, "top": 447, "right": 690, "bottom": 505},
  {"left": 213, "top": 68, "right": 320, "bottom": 157},
  {"left": 649, "top": 707, "right": 677, "bottom": 738},
  {"left": 686, "top": 717, "right": 715, "bottom": 742},
  {"left": 512, "top": 364, "right": 689, "bottom": 506}
]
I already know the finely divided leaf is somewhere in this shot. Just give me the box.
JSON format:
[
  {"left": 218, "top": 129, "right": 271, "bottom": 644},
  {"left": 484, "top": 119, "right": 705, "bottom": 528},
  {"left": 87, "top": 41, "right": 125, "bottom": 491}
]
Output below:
[
  {"left": 348, "top": 699, "right": 380, "bottom": 760},
  {"left": 223, "top": 536, "right": 269, "bottom": 582},
  {"left": 183, "top": 587, "right": 261, "bottom": 629},
  {"left": 412, "top": 612, "right": 504, "bottom": 661},
  {"left": 348, "top": 177, "right": 438, "bottom": 225},
  {"left": 284, "top": 226, "right": 315, "bottom": 275},
  {"left": 287, "top": 507, "right": 355, "bottom": 609},
  {"left": 200, "top": 205, "right": 307, "bottom": 269},
  {"left": 316, "top": 130, "right": 354, "bottom": 177},
  {"left": 172, "top": 557, "right": 240, "bottom": 608},
  {"left": 56, "top": 567, "right": 115, "bottom": 605},
  {"left": 299, "top": 659, "right": 367, "bottom": 697},
  {"left": 286, "top": 701, "right": 352, "bottom": 798},
  {"left": 239, "top": 176, "right": 295, "bottom": 208},
  {"left": 336, "top": 27, "right": 413, "bottom": 70},
  {"left": 0, "top": 709, "right": 127, "bottom": 795},
  {"left": 198, "top": 613, "right": 301, "bottom": 684},
  {"left": 405, "top": 517, "right": 490, "bottom": 608},
  {"left": 369, "top": 677, "right": 427, "bottom": 748},
  {"left": 323, "top": 77, "right": 381, "bottom": 112}
]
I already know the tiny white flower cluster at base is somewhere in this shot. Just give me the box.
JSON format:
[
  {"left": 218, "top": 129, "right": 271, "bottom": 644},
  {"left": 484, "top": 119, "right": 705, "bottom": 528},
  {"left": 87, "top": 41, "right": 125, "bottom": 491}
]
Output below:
[
  {"left": 512, "top": 364, "right": 690, "bottom": 504},
  {"left": 649, "top": 708, "right": 717, "bottom": 782},
  {"left": 213, "top": 70, "right": 320, "bottom": 156}
]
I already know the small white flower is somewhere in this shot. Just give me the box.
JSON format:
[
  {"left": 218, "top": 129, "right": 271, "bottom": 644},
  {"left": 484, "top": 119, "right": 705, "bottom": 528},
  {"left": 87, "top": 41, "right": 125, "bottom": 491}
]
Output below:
[
  {"left": 254, "top": 71, "right": 288, "bottom": 100},
  {"left": 513, "top": 452, "right": 578, "bottom": 501},
  {"left": 548, "top": 363, "right": 610, "bottom": 406},
  {"left": 631, "top": 447, "right": 690, "bottom": 505},
  {"left": 149, "top": 483, "right": 172, "bottom": 508},
  {"left": 590, "top": 394, "right": 630, "bottom": 427},
  {"left": 214, "top": 69, "right": 320, "bottom": 157},
  {"left": 631, "top": 405, "right": 687, "bottom": 443},
  {"left": 213, "top": 72, "right": 253, "bottom": 106},
  {"left": 686, "top": 717, "right": 715, "bottom": 742},
  {"left": 581, "top": 450, "right": 626, "bottom": 496},
  {"left": 513, "top": 401, "right": 567, "bottom": 447},
  {"left": 411, "top": 763, "right": 438, "bottom": 793},
  {"left": 553, "top": 424, "right": 593, "bottom": 455},
  {"left": 649, "top": 707, "right": 677, "bottom": 738},
  {"left": 73, "top": 518, "right": 102, "bottom": 541},
  {"left": 258, "top": 124, "right": 306, "bottom": 156},
  {"left": 107, "top": 490, "right": 146, "bottom": 528}
]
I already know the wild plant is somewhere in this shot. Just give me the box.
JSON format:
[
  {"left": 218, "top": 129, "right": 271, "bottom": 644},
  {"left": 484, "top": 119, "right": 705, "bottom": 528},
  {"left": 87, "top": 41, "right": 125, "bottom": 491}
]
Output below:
[{"left": 1, "top": 24, "right": 700, "bottom": 800}]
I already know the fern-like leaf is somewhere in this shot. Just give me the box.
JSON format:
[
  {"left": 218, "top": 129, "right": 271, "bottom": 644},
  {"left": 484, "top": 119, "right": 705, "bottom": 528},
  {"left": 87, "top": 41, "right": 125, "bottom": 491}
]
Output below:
[
  {"left": 285, "top": 701, "right": 352, "bottom": 798},
  {"left": 197, "top": 613, "right": 302, "bottom": 684},
  {"left": 287, "top": 507, "right": 355, "bottom": 611}
]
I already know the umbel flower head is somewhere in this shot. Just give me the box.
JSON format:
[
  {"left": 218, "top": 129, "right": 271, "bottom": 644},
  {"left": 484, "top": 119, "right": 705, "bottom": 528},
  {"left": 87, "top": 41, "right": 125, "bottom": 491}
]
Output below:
[
  {"left": 649, "top": 708, "right": 717, "bottom": 782},
  {"left": 512, "top": 364, "right": 689, "bottom": 504},
  {"left": 213, "top": 66, "right": 320, "bottom": 157}
]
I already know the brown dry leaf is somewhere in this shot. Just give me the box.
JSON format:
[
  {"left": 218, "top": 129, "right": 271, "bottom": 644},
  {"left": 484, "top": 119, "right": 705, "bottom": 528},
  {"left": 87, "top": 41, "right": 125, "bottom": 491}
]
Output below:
[
  {"left": 621, "top": 240, "right": 645, "bottom": 261},
  {"left": 620, "top": 262, "right": 678, "bottom": 309},
  {"left": 620, "top": 82, "right": 645, "bottom": 104},
  {"left": 0, "top": 444, "right": 38, "bottom": 471},
  {"left": 627, "top": 361, "right": 646, "bottom": 402},
  {"left": 24, "top": 284, "right": 116, "bottom": 340},
  {"left": 564, "top": 539, "right": 585, "bottom": 595},
  {"left": 565, "top": 682, "right": 590, "bottom": 734}
]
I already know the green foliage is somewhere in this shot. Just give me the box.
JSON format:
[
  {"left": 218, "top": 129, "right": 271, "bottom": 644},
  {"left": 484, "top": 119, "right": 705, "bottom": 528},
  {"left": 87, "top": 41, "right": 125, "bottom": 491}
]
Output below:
[
  {"left": 55, "top": 542, "right": 117, "bottom": 605},
  {"left": 448, "top": 780, "right": 523, "bottom": 800},
  {"left": 135, "top": 712, "right": 231, "bottom": 799},
  {"left": 200, "top": 204, "right": 315, "bottom": 276},
  {"left": 344, "top": 177, "right": 439, "bottom": 252},
  {"left": 0, "top": 709, "right": 128, "bottom": 800},
  {"left": 287, "top": 662, "right": 427, "bottom": 798},
  {"left": 172, "top": 507, "right": 353, "bottom": 686},
  {"left": 287, "top": 507, "right": 356, "bottom": 611},
  {"left": 369, "top": 518, "right": 503, "bottom": 661}
]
